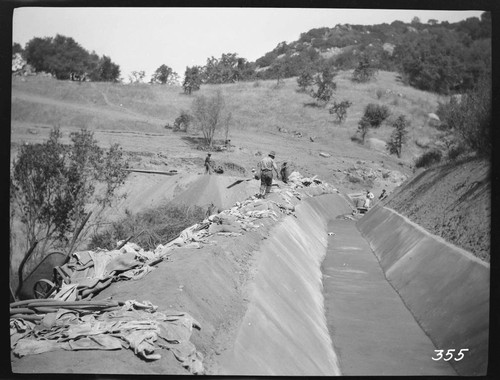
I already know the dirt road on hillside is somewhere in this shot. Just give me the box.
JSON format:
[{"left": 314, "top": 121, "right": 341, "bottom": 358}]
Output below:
[{"left": 12, "top": 92, "right": 166, "bottom": 126}]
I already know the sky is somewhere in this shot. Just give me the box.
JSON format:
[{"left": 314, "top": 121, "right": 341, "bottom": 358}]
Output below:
[{"left": 12, "top": 7, "right": 485, "bottom": 82}]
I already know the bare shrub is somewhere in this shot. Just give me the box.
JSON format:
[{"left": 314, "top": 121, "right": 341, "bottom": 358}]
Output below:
[{"left": 192, "top": 89, "right": 232, "bottom": 147}]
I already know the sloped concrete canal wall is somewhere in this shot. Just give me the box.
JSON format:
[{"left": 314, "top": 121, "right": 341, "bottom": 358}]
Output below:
[
  {"left": 357, "top": 204, "right": 489, "bottom": 376},
  {"left": 220, "top": 193, "right": 351, "bottom": 375}
]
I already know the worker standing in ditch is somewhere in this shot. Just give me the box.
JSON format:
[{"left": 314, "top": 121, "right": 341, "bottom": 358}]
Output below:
[
  {"left": 257, "top": 151, "right": 280, "bottom": 199},
  {"left": 280, "top": 161, "right": 289, "bottom": 184},
  {"left": 205, "top": 153, "right": 214, "bottom": 175}
]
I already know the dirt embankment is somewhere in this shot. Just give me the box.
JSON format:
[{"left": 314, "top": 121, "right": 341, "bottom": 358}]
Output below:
[{"left": 384, "top": 157, "right": 490, "bottom": 262}]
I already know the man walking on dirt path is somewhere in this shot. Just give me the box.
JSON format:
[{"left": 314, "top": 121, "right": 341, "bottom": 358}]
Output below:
[
  {"left": 257, "top": 151, "right": 280, "bottom": 199},
  {"left": 205, "top": 153, "right": 214, "bottom": 175}
]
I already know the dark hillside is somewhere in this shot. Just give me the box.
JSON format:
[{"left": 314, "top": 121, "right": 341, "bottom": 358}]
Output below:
[
  {"left": 384, "top": 157, "right": 490, "bottom": 262},
  {"left": 254, "top": 13, "right": 491, "bottom": 95}
]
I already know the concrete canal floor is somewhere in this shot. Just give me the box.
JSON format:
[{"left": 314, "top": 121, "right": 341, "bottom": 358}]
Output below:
[{"left": 322, "top": 218, "right": 456, "bottom": 376}]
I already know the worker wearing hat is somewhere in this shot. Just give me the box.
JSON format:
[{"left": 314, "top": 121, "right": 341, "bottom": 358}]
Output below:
[
  {"left": 257, "top": 151, "right": 280, "bottom": 198},
  {"left": 280, "top": 161, "right": 289, "bottom": 184},
  {"left": 205, "top": 153, "right": 214, "bottom": 175},
  {"left": 364, "top": 190, "right": 375, "bottom": 208}
]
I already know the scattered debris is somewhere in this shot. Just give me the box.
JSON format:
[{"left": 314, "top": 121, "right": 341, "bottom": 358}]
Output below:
[
  {"left": 277, "top": 126, "right": 288, "bottom": 133},
  {"left": 343, "top": 165, "right": 408, "bottom": 187},
  {"left": 10, "top": 299, "right": 204, "bottom": 374},
  {"left": 28, "top": 246, "right": 158, "bottom": 302},
  {"left": 277, "top": 126, "right": 306, "bottom": 139}
]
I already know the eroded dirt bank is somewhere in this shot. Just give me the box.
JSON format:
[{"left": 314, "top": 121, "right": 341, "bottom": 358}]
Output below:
[{"left": 384, "top": 157, "right": 490, "bottom": 262}]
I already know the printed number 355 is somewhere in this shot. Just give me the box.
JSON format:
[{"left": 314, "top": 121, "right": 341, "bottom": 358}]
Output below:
[{"left": 432, "top": 349, "right": 469, "bottom": 361}]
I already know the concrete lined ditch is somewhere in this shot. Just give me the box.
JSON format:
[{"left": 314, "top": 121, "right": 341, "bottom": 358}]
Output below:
[
  {"left": 218, "top": 193, "right": 489, "bottom": 376},
  {"left": 357, "top": 204, "right": 489, "bottom": 376},
  {"left": 323, "top": 219, "right": 455, "bottom": 375}
]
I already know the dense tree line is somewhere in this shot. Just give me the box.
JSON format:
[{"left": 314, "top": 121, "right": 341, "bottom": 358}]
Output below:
[
  {"left": 203, "top": 53, "right": 255, "bottom": 84},
  {"left": 18, "top": 34, "right": 121, "bottom": 81},
  {"left": 393, "top": 22, "right": 490, "bottom": 93},
  {"left": 182, "top": 53, "right": 255, "bottom": 94},
  {"left": 150, "top": 64, "right": 179, "bottom": 85}
]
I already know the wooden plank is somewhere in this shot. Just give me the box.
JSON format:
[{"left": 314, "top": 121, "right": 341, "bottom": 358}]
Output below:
[
  {"left": 227, "top": 179, "right": 244, "bottom": 189},
  {"left": 227, "top": 178, "right": 254, "bottom": 189},
  {"left": 124, "top": 168, "right": 178, "bottom": 176}
]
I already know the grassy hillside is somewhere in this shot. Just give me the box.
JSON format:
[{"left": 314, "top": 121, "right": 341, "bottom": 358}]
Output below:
[
  {"left": 13, "top": 70, "right": 457, "bottom": 224},
  {"left": 11, "top": 70, "right": 447, "bottom": 163}
]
